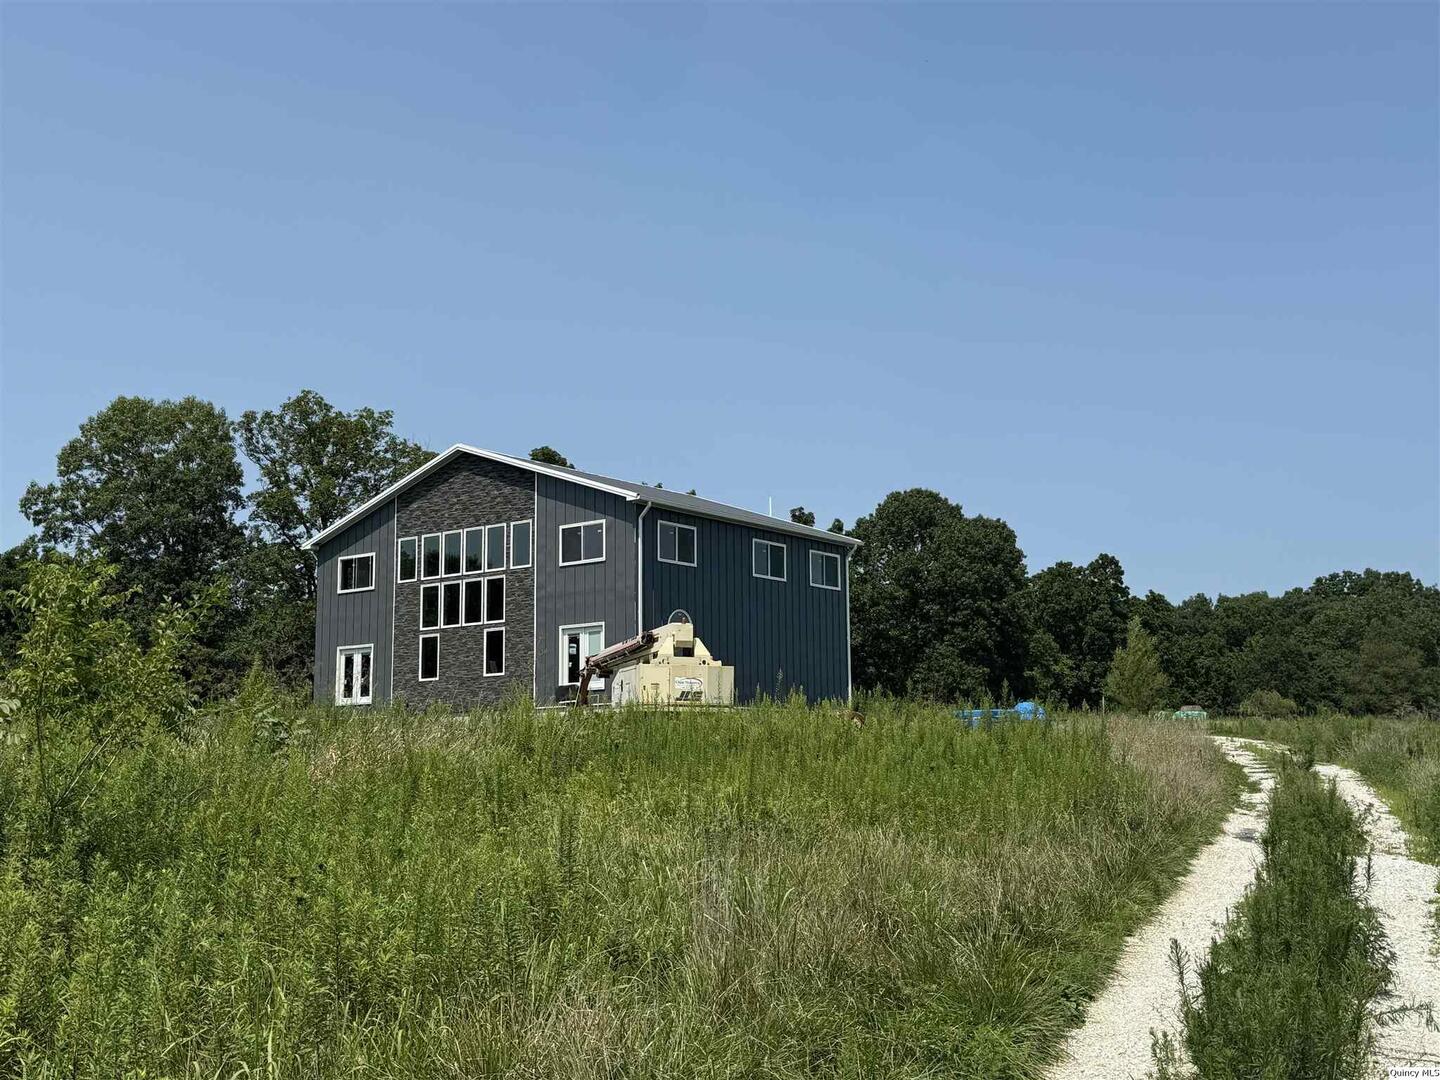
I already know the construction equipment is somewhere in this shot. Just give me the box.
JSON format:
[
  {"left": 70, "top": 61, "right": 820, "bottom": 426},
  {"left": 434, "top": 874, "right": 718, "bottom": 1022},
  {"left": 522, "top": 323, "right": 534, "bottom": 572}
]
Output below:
[{"left": 575, "top": 620, "right": 735, "bottom": 707}]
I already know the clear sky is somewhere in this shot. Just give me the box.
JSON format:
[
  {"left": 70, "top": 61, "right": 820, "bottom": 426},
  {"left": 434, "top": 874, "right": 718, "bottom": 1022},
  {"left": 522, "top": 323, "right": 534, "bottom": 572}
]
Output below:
[{"left": 3, "top": 4, "right": 1436, "bottom": 600}]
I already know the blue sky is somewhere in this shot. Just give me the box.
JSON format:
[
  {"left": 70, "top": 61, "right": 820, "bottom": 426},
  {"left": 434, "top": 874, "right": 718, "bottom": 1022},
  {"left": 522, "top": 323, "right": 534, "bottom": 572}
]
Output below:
[{"left": 3, "top": 4, "right": 1436, "bottom": 600}]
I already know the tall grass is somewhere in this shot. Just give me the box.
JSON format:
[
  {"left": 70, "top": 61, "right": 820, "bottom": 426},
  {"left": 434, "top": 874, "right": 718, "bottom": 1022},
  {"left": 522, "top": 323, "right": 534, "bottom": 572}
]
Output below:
[
  {"left": 0, "top": 697, "right": 1238, "bottom": 1079},
  {"left": 1211, "top": 714, "right": 1440, "bottom": 861},
  {"left": 1154, "top": 762, "right": 1393, "bottom": 1079}
]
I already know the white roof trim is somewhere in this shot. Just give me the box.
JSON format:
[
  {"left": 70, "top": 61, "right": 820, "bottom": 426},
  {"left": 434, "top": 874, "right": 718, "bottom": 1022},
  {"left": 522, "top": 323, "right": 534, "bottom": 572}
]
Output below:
[{"left": 299, "top": 445, "right": 638, "bottom": 551}]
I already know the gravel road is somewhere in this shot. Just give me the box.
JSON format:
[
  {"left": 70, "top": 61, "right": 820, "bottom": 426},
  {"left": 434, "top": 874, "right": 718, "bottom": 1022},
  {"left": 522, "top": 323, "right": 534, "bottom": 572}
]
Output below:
[{"left": 1045, "top": 736, "right": 1277, "bottom": 1080}]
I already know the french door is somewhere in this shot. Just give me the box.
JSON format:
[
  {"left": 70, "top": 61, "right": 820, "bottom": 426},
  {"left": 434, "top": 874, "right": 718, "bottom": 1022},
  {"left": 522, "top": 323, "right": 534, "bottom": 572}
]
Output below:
[
  {"left": 562, "top": 625, "right": 605, "bottom": 690},
  {"left": 336, "top": 645, "right": 373, "bottom": 705}
]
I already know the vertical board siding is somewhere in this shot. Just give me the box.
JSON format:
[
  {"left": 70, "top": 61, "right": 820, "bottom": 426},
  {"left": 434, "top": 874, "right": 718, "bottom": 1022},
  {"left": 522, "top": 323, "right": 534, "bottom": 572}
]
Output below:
[
  {"left": 535, "top": 476, "right": 638, "bottom": 704},
  {"left": 392, "top": 455, "right": 536, "bottom": 710},
  {"left": 643, "top": 510, "right": 850, "bottom": 704},
  {"left": 313, "top": 500, "right": 396, "bottom": 705}
]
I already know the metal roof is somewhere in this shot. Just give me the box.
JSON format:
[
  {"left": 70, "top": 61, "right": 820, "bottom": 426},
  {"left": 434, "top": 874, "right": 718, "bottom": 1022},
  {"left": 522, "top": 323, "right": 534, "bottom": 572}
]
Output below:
[{"left": 300, "top": 443, "right": 861, "bottom": 551}]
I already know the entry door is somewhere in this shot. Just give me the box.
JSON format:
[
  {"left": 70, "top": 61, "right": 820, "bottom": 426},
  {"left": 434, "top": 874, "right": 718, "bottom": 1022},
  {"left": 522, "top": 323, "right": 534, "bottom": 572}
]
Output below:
[
  {"left": 562, "top": 625, "right": 605, "bottom": 690},
  {"left": 336, "top": 645, "right": 373, "bottom": 705}
]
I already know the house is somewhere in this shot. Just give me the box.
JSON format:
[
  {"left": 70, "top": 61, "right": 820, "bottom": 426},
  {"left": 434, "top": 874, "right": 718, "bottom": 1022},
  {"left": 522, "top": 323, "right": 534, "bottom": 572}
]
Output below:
[{"left": 300, "top": 444, "right": 860, "bottom": 710}]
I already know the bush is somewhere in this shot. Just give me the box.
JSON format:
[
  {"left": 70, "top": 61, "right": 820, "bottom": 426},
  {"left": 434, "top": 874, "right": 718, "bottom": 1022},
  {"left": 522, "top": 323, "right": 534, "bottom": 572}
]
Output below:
[{"left": 1239, "top": 689, "right": 1300, "bottom": 719}]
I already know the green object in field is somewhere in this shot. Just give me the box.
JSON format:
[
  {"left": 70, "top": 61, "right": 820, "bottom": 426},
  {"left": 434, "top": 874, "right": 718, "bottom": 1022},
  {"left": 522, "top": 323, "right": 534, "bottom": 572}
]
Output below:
[{"left": 1173, "top": 705, "right": 1208, "bottom": 720}]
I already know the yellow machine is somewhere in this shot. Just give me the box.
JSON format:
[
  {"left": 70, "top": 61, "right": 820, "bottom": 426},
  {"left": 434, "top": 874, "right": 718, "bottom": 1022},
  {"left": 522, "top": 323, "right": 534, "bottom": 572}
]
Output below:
[{"left": 576, "top": 620, "right": 735, "bottom": 706}]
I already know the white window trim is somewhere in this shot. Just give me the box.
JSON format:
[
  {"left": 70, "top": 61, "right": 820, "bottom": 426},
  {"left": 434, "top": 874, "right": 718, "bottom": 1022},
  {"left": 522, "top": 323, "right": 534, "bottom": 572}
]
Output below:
[
  {"left": 441, "top": 580, "right": 463, "bottom": 627},
  {"left": 753, "top": 539, "right": 787, "bottom": 582},
  {"left": 337, "top": 553, "right": 376, "bottom": 594},
  {"left": 418, "top": 633, "right": 440, "bottom": 682},
  {"left": 462, "top": 578, "right": 484, "bottom": 626},
  {"left": 334, "top": 643, "right": 374, "bottom": 705},
  {"left": 420, "top": 583, "right": 441, "bottom": 630},
  {"left": 397, "top": 536, "right": 418, "bottom": 583},
  {"left": 420, "top": 533, "right": 442, "bottom": 580},
  {"left": 657, "top": 520, "right": 697, "bottom": 567},
  {"left": 558, "top": 519, "right": 606, "bottom": 567},
  {"left": 484, "top": 574, "right": 505, "bottom": 624},
  {"left": 509, "top": 519, "right": 533, "bottom": 569},
  {"left": 809, "top": 550, "right": 842, "bottom": 591},
  {"left": 558, "top": 622, "right": 605, "bottom": 686},
  {"left": 484, "top": 523, "right": 507, "bottom": 572},
  {"left": 483, "top": 627, "right": 505, "bottom": 677},
  {"left": 464, "top": 527, "right": 485, "bottom": 574},
  {"left": 441, "top": 529, "right": 464, "bottom": 577}
]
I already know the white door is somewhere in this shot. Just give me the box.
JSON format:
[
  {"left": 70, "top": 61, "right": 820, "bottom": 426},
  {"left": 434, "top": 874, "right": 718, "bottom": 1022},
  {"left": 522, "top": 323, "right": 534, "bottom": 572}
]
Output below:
[
  {"left": 561, "top": 625, "right": 605, "bottom": 690},
  {"left": 336, "top": 645, "right": 373, "bottom": 705}
]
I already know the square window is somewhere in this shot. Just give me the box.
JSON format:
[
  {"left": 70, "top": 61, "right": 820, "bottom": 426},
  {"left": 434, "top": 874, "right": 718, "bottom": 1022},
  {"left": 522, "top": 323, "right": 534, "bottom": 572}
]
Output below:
[
  {"left": 753, "top": 539, "right": 786, "bottom": 581},
  {"left": 419, "top": 634, "right": 439, "bottom": 681},
  {"left": 484, "top": 628, "right": 504, "bottom": 676},
  {"left": 442, "top": 581, "right": 462, "bottom": 627},
  {"left": 463, "top": 578, "right": 484, "bottom": 625},
  {"left": 809, "top": 550, "right": 841, "bottom": 590},
  {"left": 658, "top": 521, "right": 697, "bottom": 567},
  {"left": 421, "top": 534, "right": 441, "bottom": 579},
  {"left": 485, "top": 524, "right": 506, "bottom": 572},
  {"left": 398, "top": 538, "right": 417, "bottom": 583},
  {"left": 510, "top": 520, "right": 532, "bottom": 568},
  {"left": 464, "top": 528, "right": 484, "bottom": 573},
  {"left": 420, "top": 583, "right": 440, "bottom": 629},
  {"left": 442, "top": 531, "right": 463, "bottom": 576}
]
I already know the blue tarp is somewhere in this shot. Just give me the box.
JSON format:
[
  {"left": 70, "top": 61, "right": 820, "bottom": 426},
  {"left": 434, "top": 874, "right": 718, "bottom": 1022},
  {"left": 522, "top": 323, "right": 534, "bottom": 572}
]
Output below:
[{"left": 954, "top": 700, "right": 1047, "bottom": 726}]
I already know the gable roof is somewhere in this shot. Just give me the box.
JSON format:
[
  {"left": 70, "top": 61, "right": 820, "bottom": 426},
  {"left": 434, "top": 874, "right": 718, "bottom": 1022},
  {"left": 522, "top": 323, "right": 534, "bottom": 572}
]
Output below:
[{"left": 299, "top": 443, "right": 861, "bottom": 551}]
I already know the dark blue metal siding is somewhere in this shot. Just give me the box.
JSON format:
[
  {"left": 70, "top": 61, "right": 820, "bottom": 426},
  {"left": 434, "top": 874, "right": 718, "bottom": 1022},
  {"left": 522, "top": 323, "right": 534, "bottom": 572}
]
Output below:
[
  {"left": 534, "top": 476, "right": 638, "bottom": 703},
  {"left": 313, "top": 500, "right": 396, "bottom": 705},
  {"left": 642, "top": 509, "right": 850, "bottom": 704}
]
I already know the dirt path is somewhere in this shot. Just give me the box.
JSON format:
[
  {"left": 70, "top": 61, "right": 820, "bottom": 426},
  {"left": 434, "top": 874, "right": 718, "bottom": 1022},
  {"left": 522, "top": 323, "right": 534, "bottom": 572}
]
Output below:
[
  {"left": 1312, "top": 760, "right": 1440, "bottom": 1072},
  {"left": 1045, "top": 736, "right": 1277, "bottom": 1080}
]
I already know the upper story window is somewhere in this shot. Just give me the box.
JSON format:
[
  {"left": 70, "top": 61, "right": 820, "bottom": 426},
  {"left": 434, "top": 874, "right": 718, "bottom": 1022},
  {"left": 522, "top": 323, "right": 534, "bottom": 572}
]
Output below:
[
  {"left": 338, "top": 553, "right": 375, "bottom": 593},
  {"left": 421, "top": 534, "right": 441, "bottom": 579},
  {"left": 752, "top": 539, "right": 786, "bottom": 582},
  {"left": 442, "top": 531, "right": 463, "bottom": 576},
  {"left": 510, "top": 520, "right": 533, "bottom": 568},
  {"left": 809, "top": 550, "right": 842, "bottom": 591},
  {"left": 559, "top": 520, "right": 605, "bottom": 566},
  {"left": 485, "top": 524, "right": 506, "bottom": 571},
  {"left": 657, "top": 521, "right": 696, "bottom": 567},
  {"left": 397, "top": 537, "right": 417, "bottom": 583},
  {"left": 464, "top": 528, "right": 485, "bottom": 574}
]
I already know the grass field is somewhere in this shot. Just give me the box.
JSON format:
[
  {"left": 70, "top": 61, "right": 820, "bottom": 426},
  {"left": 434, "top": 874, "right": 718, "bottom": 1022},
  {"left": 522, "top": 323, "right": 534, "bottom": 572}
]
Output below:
[
  {"left": 1210, "top": 714, "right": 1440, "bottom": 862},
  {"left": 0, "top": 696, "right": 1240, "bottom": 1079}
]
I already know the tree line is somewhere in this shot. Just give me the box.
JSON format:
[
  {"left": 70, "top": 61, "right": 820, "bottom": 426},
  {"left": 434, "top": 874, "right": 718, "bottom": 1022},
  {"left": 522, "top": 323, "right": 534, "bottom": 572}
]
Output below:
[{"left": 4, "top": 392, "right": 1437, "bottom": 715}]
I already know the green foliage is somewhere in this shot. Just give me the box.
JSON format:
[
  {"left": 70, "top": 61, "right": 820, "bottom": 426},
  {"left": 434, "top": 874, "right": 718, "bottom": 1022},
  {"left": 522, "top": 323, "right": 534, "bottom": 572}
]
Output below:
[
  {"left": 0, "top": 698, "right": 1237, "bottom": 1078},
  {"left": 850, "top": 489, "right": 1028, "bottom": 703},
  {"left": 1022, "top": 554, "right": 1130, "bottom": 706},
  {"left": 829, "top": 517, "right": 845, "bottom": 534},
  {"left": 1240, "top": 688, "right": 1300, "bottom": 719},
  {"left": 1104, "top": 616, "right": 1171, "bottom": 713},
  {"left": 1154, "top": 762, "right": 1392, "bottom": 1079},
  {"left": 529, "top": 445, "right": 572, "bottom": 468},
  {"left": 789, "top": 506, "right": 816, "bottom": 527}
]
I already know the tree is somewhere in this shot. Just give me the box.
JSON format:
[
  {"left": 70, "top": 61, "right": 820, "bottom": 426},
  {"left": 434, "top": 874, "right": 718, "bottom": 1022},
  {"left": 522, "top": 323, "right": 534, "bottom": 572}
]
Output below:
[
  {"left": 850, "top": 488, "right": 1028, "bottom": 703},
  {"left": 20, "top": 396, "right": 245, "bottom": 613},
  {"left": 530, "top": 446, "right": 572, "bottom": 468},
  {"left": 1021, "top": 554, "right": 1130, "bottom": 706},
  {"left": 1240, "top": 689, "right": 1300, "bottom": 719},
  {"left": 789, "top": 506, "right": 816, "bottom": 527},
  {"left": 1104, "top": 616, "right": 1170, "bottom": 713},
  {"left": 236, "top": 390, "right": 432, "bottom": 681},
  {"left": 829, "top": 518, "right": 845, "bottom": 534}
]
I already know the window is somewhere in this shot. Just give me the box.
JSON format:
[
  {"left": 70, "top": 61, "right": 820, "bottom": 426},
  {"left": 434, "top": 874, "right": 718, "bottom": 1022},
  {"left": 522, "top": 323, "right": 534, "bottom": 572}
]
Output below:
[
  {"left": 463, "top": 578, "right": 484, "bottom": 625},
  {"left": 657, "top": 521, "right": 697, "bottom": 567},
  {"left": 420, "top": 583, "right": 440, "bottom": 629},
  {"left": 484, "top": 628, "right": 505, "bottom": 676},
  {"left": 485, "top": 523, "right": 506, "bottom": 572},
  {"left": 485, "top": 576, "right": 505, "bottom": 622},
  {"left": 510, "top": 520, "right": 532, "bottom": 568},
  {"left": 335, "top": 645, "right": 373, "bottom": 705},
  {"left": 810, "top": 550, "right": 842, "bottom": 591},
  {"left": 464, "top": 528, "right": 484, "bottom": 573},
  {"left": 560, "top": 624, "right": 605, "bottom": 688},
  {"left": 442, "top": 531, "right": 463, "bottom": 576},
  {"left": 559, "top": 520, "right": 605, "bottom": 566},
  {"left": 338, "top": 553, "right": 375, "bottom": 593},
  {"left": 753, "top": 539, "right": 786, "bottom": 581},
  {"left": 421, "top": 534, "right": 441, "bottom": 579},
  {"left": 419, "top": 634, "right": 439, "bottom": 681},
  {"left": 397, "top": 537, "right": 417, "bottom": 583},
  {"left": 442, "top": 581, "right": 462, "bottom": 627}
]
